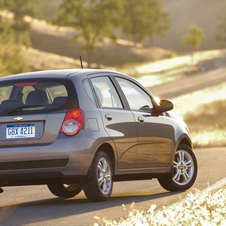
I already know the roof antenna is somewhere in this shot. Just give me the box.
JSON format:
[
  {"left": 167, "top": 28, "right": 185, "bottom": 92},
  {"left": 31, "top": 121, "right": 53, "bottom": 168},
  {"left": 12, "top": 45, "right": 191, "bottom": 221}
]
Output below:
[{"left": 80, "top": 56, "right": 83, "bottom": 69}]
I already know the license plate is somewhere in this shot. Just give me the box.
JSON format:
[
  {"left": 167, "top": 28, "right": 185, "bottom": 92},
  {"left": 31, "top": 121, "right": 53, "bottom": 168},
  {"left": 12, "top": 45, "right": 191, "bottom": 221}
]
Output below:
[{"left": 6, "top": 123, "right": 35, "bottom": 139}]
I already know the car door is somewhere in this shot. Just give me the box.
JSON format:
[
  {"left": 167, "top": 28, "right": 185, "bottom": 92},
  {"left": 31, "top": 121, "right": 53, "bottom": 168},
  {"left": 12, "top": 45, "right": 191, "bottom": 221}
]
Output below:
[
  {"left": 90, "top": 75, "right": 137, "bottom": 169},
  {"left": 114, "top": 76, "right": 174, "bottom": 169}
]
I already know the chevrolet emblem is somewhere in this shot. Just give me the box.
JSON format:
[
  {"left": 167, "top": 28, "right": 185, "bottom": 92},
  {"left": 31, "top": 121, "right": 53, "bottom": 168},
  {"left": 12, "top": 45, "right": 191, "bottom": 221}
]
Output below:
[{"left": 14, "top": 117, "right": 24, "bottom": 121}]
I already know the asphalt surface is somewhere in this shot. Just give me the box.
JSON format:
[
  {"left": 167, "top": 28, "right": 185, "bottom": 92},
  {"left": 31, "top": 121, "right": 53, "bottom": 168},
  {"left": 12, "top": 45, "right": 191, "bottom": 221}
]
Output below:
[
  {"left": 148, "top": 55, "right": 226, "bottom": 99},
  {"left": 1, "top": 148, "right": 226, "bottom": 226}
]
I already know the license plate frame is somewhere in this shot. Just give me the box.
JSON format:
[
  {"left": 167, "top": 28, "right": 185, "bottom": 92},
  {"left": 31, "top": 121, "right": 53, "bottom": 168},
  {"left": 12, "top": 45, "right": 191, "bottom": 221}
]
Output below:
[{"left": 6, "top": 123, "right": 36, "bottom": 139}]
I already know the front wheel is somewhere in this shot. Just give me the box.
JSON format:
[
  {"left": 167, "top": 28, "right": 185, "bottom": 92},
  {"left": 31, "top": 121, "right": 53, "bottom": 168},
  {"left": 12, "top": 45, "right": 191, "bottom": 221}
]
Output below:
[
  {"left": 158, "top": 144, "right": 197, "bottom": 191},
  {"left": 83, "top": 151, "right": 113, "bottom": 202},
  {"left": 47, "top": 183, "right": 82, "bottom": 198}
]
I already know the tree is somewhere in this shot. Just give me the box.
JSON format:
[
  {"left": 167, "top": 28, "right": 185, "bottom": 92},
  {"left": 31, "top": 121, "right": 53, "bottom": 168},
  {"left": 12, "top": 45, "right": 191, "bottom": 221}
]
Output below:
[
  {"left": 0, "top": 18, "right": 29, "bottom": 76},
  {"left": 121, "top": 0, "right": 148, "bottom": 46},
  {"left": 145, "top": 0, "right": 171, "bottom": 47},
  {"left": 121, "top": 0, "right": 171, "bottom": 47},
  {"left": 35, "top": 1, "right": 59, "bottom": 21},
  {"left": 0, "top": 0, "right": 40, "bottom": 46},
  {"left": 216, "top": 2, "right": 226, "bottom": 46},
  {"left": 182, "top": 23, "right": 205, "bottom": 64},
  {"left": 182, "top": 24, "right": 205, "bottom": 49},
  {"left": 54, "top": 0, "right": 121, "bottom": 68}
]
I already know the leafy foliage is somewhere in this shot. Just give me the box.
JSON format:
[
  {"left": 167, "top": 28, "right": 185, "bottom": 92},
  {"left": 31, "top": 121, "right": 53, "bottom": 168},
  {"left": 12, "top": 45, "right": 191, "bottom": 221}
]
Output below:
[
  {"left": 0, "top": 0, "right": 40, "bottom": 46},
  {"left": 216, "top": 2, "right": 226, "bottom": 45},
  {"left": 0, "top": 18, "right": 29, "bottom": 76},
  {"left": 145, "top": 0, "right": 171, "bottom": 47},
  {"left": 121, "top": 0, "right": 171, "bottom": 46},
  {"left": 54, "top": 0, "right": 121, "bottom": 68},
  {"left": 182, "top": 23, "right": 205, "bottom": 49},
  {"left": 0, "top": 0, "right": 40, "bottom": 76},
  {"left": 35, "top": 0, "right": 59, "bottom": 21}
]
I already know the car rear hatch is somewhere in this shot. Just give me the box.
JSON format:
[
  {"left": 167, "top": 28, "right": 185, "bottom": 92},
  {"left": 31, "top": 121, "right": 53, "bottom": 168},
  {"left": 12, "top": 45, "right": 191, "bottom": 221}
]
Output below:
[{"left": 0, "top": 78, "right": 78, "bottom": 147}]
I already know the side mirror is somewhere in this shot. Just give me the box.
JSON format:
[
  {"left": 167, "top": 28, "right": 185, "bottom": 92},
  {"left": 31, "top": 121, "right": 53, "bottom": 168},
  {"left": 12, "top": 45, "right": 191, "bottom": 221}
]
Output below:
[{"left": 159, "top": 100, "right": 174, "bottom": 113}]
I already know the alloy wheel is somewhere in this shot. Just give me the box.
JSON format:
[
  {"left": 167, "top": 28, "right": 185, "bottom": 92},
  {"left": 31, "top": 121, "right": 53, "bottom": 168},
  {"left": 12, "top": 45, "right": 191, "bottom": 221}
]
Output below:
[
  {"left": 172, "top": 150, "right": 195, "bottom": 186},
  {"left": 97, "top": 157, "right": 112, "bottom": 195}
]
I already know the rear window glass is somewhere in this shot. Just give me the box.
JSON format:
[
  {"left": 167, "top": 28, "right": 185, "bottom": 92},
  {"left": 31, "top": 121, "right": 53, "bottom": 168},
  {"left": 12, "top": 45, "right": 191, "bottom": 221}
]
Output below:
[{"left": 0, "top": 79, "right": 77, "bottom": 115}]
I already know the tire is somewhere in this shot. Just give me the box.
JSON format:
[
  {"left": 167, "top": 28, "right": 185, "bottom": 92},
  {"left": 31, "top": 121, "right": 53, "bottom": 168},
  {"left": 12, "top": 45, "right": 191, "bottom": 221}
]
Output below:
[
  {"left": 83, "top": 151, "right": 113, "bottom": 202},
  {"left": 47, "top": 183, "right": 82, "bottom": 198},
  {"left": 158, "top": 144, "right": 198, "bottom": 191}
]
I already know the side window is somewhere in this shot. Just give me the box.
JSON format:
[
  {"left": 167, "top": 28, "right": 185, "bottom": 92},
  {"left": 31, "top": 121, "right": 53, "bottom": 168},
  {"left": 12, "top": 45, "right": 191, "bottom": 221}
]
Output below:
[
  {"left": 115, "top": 77, "right": 153, "bottom": 111},
  {"left": 83, "top": 79, "right": 95, "bottom": 104},
  {"left": 91, "top": 77, "right": 123, "bottom": 109}
]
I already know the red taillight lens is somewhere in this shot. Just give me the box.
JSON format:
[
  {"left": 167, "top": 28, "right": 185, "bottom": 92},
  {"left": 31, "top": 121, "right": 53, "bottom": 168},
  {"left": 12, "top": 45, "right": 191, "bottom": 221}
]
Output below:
[
  {"left": 60, "top": 109, "right": 85, "bottom": 136},
  {"left": 14, "top": 82, "right": 37, "bottom": 86}
]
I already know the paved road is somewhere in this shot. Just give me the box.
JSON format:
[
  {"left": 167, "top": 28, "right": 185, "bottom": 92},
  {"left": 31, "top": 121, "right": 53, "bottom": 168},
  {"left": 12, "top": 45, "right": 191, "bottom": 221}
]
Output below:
[
  {"left": 1, "top": 147, "right": 226, "bottom": 226},
  {"left": 148, "top": 55, "right": 226, "bottom": 99}
]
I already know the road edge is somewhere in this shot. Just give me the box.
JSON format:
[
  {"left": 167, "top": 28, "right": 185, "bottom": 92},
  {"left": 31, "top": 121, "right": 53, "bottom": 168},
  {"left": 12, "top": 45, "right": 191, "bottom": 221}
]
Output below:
[{"left": 157, "top": 176, "right": 226, "bottom": 212}]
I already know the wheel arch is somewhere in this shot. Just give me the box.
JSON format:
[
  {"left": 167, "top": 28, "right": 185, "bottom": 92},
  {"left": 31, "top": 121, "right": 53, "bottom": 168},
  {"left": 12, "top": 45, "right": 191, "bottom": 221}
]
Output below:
[
  {"left": 179, "top": 138, "right": 192, "bottom": 149},
  {"left": 169, "top": 135, "right": 192, "bottom": 173},
  {"left": 175, "top": 133, "right": 192, "bottom": 151}
]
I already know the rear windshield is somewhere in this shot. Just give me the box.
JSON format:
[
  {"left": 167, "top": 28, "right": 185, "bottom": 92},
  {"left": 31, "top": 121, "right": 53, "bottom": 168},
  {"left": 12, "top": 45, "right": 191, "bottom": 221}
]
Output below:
[{"left": 0, "top": 79, "right": 78, "bottom": 115}]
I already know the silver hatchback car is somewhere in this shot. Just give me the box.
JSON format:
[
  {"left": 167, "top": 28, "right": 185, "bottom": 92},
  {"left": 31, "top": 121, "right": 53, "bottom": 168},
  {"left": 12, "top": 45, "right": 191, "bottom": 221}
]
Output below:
[{"left": 0, "top": 69, "right": 197, "bottom": 202}]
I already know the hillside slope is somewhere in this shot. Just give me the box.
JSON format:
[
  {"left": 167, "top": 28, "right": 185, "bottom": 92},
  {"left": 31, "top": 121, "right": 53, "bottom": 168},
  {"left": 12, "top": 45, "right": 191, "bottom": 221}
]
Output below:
[{"left": 28, "top": 18, "right": 171, "bottom": 67}]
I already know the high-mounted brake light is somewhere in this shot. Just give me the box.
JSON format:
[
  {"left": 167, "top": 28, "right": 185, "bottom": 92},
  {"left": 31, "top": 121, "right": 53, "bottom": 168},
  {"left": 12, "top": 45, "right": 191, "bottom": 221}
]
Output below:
[
  {"left": 14, "top": 82, "right": 37, "bottom": 86},
  {"left": 60, "top": 109, "right": 85, "bottom": 136}
]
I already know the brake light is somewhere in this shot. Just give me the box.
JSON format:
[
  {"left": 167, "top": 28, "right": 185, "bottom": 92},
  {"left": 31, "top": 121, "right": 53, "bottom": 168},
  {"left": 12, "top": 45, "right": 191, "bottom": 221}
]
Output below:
[
  {"left": 60, "top": 109, "right": 85, "bottom": 136},
  {"left": 14, "top": 82, "right": 37, "bottom": 86}
]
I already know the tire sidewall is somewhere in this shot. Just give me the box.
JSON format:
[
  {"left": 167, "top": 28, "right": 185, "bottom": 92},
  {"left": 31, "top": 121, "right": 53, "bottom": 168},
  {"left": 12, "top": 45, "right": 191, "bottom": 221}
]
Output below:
[
  {"left": 91, "top": 151, "right": 113, "bottom": 200},
  {"left": 158, "top": 144, "right": 198, "bottom": 191},
  {"left": 47, "top": 183, "right": 82, "bottom": 198}
]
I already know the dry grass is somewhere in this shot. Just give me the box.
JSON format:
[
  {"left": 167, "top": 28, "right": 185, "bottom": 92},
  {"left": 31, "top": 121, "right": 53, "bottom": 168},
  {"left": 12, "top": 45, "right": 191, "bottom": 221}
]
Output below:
[
  {"left": 184, "top": 100, "right": 226, "bottom": 147},
  {"left": 171, "top": 82, "right": 226, "bottom": 148},
  {"left": 29, "top": 25, "right": 169, "bottom": 68},
  {"left": 21, "top": 47, "right": 81, "bottom": 71},
  {"left": 184, "top": 100, "right": 226, "bottom": 132},
  {"left": 97, "top": 188, "right": 226, "bottom": 226}
]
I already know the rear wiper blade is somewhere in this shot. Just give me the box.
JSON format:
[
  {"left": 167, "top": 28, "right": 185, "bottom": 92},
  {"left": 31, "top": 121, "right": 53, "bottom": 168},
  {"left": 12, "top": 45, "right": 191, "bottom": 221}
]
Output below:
[{"left": 6, "top": 105, "right": 45, "bottom": 115}]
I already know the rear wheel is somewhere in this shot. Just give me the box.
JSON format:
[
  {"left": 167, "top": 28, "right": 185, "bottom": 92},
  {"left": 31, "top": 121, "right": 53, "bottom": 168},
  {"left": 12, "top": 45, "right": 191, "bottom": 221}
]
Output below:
[
  {"left": 47, "top": 183, "right": 82, "bottom": 198},
  {"left": 83, "top": 151, "right": 113, "bottom": 202},
  {"left": 158, "top": 144, "right": 197, "bottom": 191}
]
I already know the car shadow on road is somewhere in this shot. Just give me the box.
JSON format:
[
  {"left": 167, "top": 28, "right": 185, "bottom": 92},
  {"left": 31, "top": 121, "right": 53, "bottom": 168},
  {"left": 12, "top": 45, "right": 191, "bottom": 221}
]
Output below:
[{"left": 0, "top": 190, "right": 184, "bottom": 225}]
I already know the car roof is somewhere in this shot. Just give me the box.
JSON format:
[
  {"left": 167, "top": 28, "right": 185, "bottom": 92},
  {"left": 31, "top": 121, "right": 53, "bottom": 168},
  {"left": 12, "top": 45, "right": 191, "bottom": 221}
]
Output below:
[
  {"left": 0, "top": 69, "right": 81, "bottom": 81},
  {"left": 0, "top": 69, "right": 127, "bottom": 82}
]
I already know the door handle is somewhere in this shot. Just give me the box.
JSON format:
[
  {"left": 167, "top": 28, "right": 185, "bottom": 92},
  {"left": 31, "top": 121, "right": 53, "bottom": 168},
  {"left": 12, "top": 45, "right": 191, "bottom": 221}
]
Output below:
[
  {"left": 138, "top": 116, "right": 144, "bottom": 123},
  {"left": 105, "top": 114, "right": 112, "bottom": 121}
]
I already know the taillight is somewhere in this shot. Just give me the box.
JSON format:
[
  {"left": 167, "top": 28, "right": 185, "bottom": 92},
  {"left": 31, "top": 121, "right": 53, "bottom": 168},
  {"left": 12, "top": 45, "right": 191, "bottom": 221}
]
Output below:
[{"left": 60, "top": 109, "right": 85, "bottom": 136}]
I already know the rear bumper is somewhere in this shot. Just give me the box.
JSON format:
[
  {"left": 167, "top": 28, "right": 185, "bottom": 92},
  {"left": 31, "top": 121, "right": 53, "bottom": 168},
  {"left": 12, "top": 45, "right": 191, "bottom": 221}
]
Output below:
[{"left": 0, "top": 131, "right": 94, "bottom": 186}]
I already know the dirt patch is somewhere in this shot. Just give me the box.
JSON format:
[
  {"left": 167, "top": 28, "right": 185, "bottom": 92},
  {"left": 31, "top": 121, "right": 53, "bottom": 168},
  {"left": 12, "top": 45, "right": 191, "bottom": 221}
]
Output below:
[{"left": 22, "top": 47, "right": 81, "bottom": 71}]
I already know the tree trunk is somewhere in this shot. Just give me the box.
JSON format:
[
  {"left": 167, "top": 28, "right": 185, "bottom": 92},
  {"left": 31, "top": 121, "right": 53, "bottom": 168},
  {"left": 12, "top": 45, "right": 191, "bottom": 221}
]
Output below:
[
  {"left": 149, "top": 35, "right": 154, "bottom": 47},
  {"left": 133, "top": 36, "right": 137, "bottom": 47},
  {"left": 86, "top": 53, "right": 92, "bottom": 68}
]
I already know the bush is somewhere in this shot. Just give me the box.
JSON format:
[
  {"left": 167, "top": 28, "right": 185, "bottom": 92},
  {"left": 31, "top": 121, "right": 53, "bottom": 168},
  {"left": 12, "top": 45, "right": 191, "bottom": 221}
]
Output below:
[{"left": 0, "top": 22, "right": 29, "bottom": 76}]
